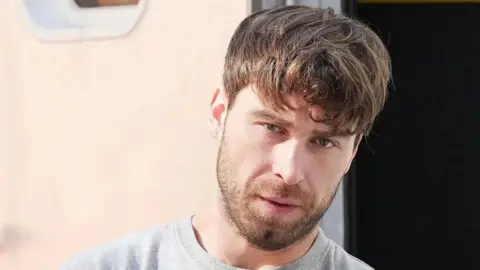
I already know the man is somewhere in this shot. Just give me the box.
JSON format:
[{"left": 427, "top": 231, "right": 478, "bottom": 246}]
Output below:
[{"left": 61, "top": 5, "right": 391, "bottom": 270}]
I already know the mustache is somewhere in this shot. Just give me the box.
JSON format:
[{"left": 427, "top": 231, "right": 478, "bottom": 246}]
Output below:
[{"left": 249, "top": 180, "right": 308, "bottom": 199}]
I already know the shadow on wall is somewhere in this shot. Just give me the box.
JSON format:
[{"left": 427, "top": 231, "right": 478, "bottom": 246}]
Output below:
[{"left": 0, "top": 225, "right": 30, "bottom": 255}]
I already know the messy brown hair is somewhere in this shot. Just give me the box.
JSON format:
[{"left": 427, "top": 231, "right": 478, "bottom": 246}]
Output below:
[{"left": 222, "top": 5, "right": 391, "bottom": 136}]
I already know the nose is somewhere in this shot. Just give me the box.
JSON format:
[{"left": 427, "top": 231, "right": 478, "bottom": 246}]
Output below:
[{"left": 271, "top": 139, "right": 306, "bottom": 185}]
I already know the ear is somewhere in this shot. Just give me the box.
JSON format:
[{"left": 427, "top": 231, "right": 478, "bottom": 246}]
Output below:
[
  {"left": 209, "top": 88, "right": 228, "bottom": 137},
  {"left": 344, "top": 134, "right": 363, "bottom": 174}
]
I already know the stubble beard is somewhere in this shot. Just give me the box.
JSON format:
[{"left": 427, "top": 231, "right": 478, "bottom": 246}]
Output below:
[{"left": 215, "top": 135, "right": 340, "bottom": 251}]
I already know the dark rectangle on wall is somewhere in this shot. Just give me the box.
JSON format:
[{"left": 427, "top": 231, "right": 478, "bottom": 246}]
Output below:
[{"left": 352, "top": 3, "right": 480, "bottom": 270}]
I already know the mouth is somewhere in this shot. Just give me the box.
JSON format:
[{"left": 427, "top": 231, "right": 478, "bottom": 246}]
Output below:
[
  {"left": 261, "top": 196, "right": 298, "bottom": 207},
  {"left": 258, "top": 196, "right": 300, "bottom": 215}
]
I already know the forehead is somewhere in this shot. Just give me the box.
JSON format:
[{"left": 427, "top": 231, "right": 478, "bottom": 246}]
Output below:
[
  {"left": 232, "top": 85, "right": 325, "bottom": 122},
  {"left": 230, "top": 86, "right": 359, "bottom": 136}
]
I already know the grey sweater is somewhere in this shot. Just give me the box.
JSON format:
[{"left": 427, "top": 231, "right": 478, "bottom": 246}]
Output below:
[{"left": 60, "top": 217, "right": 373, "bottom": 270}]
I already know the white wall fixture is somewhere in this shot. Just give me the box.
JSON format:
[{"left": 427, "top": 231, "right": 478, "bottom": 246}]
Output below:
[{"left": 22, "top": 0, "right": 147, "bottom": 41}]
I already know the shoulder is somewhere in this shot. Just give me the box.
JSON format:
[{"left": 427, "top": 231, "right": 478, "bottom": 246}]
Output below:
[
  {"left": 328, "top": 241, "right": 374, "bottom": 270},
  {"left": 59, "top": 221, "right": 180, "bottom": 270}
]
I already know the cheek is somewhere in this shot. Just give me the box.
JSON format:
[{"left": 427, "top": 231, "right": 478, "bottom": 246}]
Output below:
[
  {"left": 307, "top": 151, "right": 352, "bottom": 194},
  {"left": 223, "top": 124, "right": 269, "bottom": 185},
  {"left": 229, "top": 118, "right": 273, "bottom": 156}
]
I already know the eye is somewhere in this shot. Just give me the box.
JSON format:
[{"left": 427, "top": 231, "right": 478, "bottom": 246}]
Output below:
[
  {"left": 263, "top": 123, "right": 283, "bottom": 133},
  {"left": 312, "top": 138, "right": 334, "bottom": 148}
]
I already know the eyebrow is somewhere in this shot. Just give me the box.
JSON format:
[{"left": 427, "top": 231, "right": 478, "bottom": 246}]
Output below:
[
  {"left": 248, "top": 109, "right": 353, "bottom": 138},
  {"left": 248, "top": 109, "right": 289, "bottom": 125}
]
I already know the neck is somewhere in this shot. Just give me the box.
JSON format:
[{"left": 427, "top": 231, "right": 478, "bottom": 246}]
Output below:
[{"left": 192, "top": 203, "right": 319, "bottom": 269}]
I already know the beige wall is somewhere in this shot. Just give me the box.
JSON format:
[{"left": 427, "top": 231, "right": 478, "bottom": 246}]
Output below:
[{"left": 0, "top": 1, "right": 248, "bottom": 269}]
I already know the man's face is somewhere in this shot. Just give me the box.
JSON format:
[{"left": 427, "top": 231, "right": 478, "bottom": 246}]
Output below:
[{"left": 211, "top": 85, "right": 359, "bottom": 251}]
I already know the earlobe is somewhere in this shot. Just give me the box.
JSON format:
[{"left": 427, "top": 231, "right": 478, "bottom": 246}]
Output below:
[
  {"left": 212, "top": 104, "right": 225, "bottom": 123},
  {"left": 211, "top": 88, "right": 228, "bottom": 123},
  {"left": 209, "top": 88, "right": 228, "bottom": 137}
]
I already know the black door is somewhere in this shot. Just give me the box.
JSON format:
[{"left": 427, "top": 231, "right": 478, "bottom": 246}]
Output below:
[{"left": 347, "top": 2, "right": 480, "bottom": 269}]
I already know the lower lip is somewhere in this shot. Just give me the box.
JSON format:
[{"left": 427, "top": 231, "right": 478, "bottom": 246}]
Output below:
[{"left": 259, "top": 197, "right": 298, "bottom": 215}]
